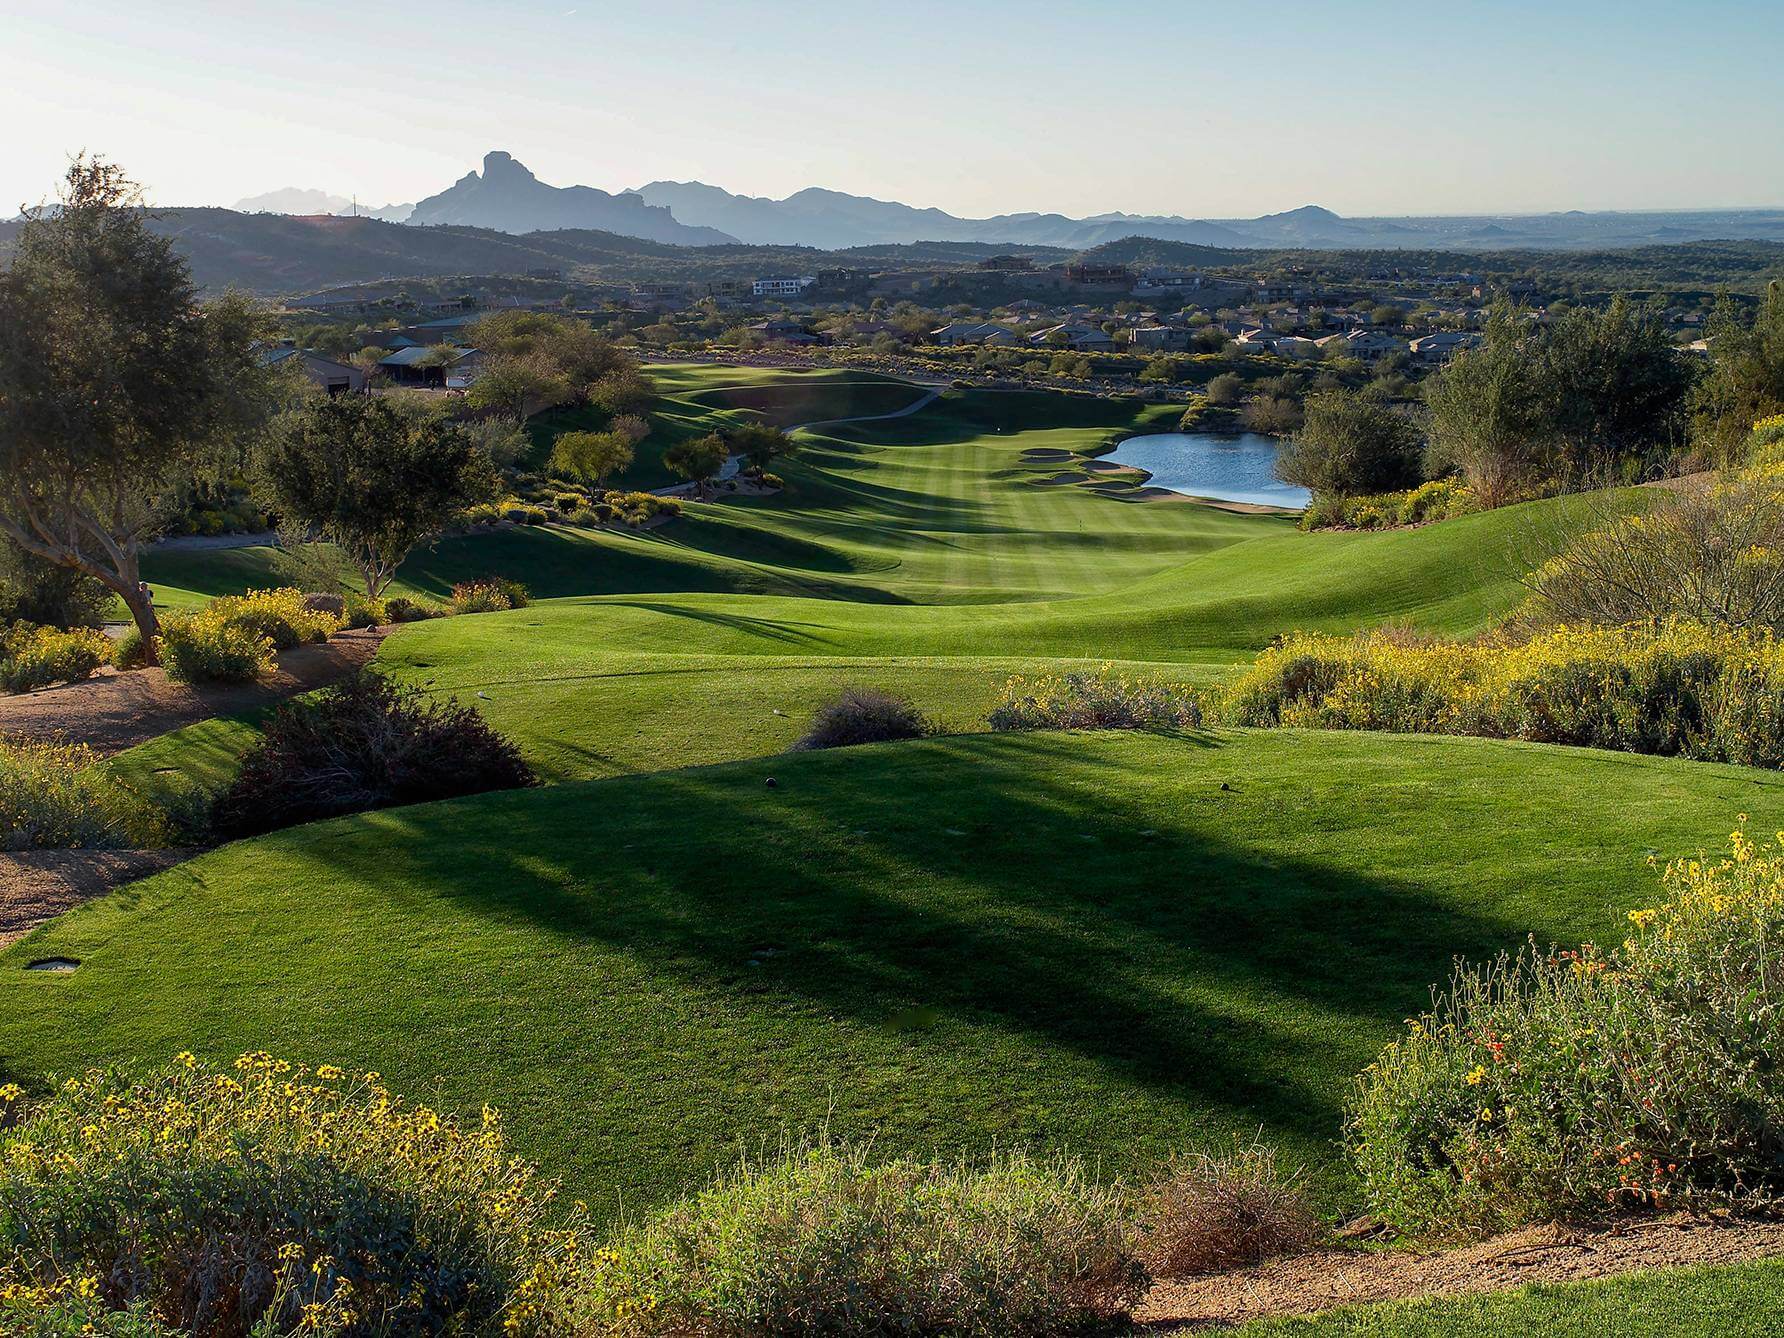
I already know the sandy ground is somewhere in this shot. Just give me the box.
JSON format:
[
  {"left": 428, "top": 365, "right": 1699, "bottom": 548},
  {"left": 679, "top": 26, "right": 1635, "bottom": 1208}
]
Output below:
[
  {"left": 0, "top": 627, "right": 388, "bottom": 756},
  {"left": 1138, "top": 1213, "right": 1784, "bottom": 1329},
  {"left": 0, "top": 848, "right": 191, "bottom": 948}
]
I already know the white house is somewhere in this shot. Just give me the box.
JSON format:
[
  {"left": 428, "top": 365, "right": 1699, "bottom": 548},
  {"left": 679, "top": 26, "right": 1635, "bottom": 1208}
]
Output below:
[
  {"left": 1031, "top": 323, "right": 1116, "bottom": 353},
  {"left": 929, "top": 321, "right": 1021, "bottom": 347},
  {"left": 1408, "top": 331, "right": 1483, "bottom": 364},
  {"left": 752, "top": 275, "right": 817, "bottom": 298},
  {"left": 1343, "top": 330, "right": 1411, "bottom": 363}
]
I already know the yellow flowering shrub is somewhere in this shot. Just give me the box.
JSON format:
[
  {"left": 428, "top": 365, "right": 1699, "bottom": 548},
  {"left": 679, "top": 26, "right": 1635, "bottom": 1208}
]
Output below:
[
  {"left": 0, "top": 737, "right": 167, "bottom": 852},
  {"left": 1224, "top": 622, "right": 1784, "bottom": 766},
  {"left": 1299, "top": 477, "right": 1475, "bottom": 532},
  {"left": 159, "top": 589, "right": 342, "bottom": 685},
  {"left": 1347, "top": 825, "right": 1784, "bottom": 1236},
  {"left": 201, "top": 588, "right": 341, "bottom": 652},
  {"left": 0, "top": 623, "right": 112, "bottom": 694},
  {"left": 988, "top": 665, "right": 1202, "bottom": 732},
  {"left": 0, "top": 1055, "right": 593, "bottom": 1337}
]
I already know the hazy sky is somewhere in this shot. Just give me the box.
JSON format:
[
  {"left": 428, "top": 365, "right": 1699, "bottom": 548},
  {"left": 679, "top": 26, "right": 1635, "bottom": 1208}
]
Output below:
[{"left": 5, "top": 0, "right": 1782, "bottom": 220}]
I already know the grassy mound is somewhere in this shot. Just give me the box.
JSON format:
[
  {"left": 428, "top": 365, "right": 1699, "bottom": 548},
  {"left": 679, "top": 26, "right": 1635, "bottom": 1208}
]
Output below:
[{"left": 10, "top": 730, "right": 1782, "bottom": 1225}]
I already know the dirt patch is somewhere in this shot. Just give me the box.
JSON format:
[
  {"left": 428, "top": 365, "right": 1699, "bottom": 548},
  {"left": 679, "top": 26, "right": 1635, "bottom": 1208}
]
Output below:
[
  {"left": 1138, "top": 1213, "right": 1784, "bottom": 1329},
  {"left": 0, "top": 848, "right": 191, "bottom": 948},
  {"left": 0, "top": 627, "right": 389, "bottom": 756},
  {"left": 1640, "top": 470, "right": 1714, "bottom": 493}
]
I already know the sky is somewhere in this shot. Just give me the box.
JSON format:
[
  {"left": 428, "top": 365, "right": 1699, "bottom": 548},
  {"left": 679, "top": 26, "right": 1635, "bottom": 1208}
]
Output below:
[{"left": 4, "top": 0, "right": 1782, "bottom": 221}]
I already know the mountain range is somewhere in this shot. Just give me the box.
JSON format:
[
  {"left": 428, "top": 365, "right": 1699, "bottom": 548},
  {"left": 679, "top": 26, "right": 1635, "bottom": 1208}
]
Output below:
[{"left": 233, "top": 151, "right": 1784, "bottom": 253}]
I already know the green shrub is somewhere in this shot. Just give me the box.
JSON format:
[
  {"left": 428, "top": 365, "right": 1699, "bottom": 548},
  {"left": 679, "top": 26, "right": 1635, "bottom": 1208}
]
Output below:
[
  {"left": 0, "top": 1287, "right": 184, "bottom": 1338},
  {"left": 989, "top": 666, "right": 1202, "bottom": 732},
  {"left": 448, "top": 577, "right": 530, "bottom": 615},
  {"left": 583, "top": 1139, "right": 1146, "bottom": 1336},
  {"left": 382, "top": 595, "right": 447, "bottom": 623},
  {"left": 0, "top": 739, "right": 165, "bottom": 851},
  {"left": 0, "top": 623, "right": 112, "bottom": 694},
  {"left": 158, "top": 614, "right": 273, "bottom": 685},
  {"left": 0, "top": 1056, "right": 591, "bottom": 1337},
  {"left": 1297, "top": 479, "right": 1474, "bottom": 532},
  {"left": 111, "top": 630, "right": 152, "bottom": 671},
  {"left": 1348, "top": 827, "right": 1784, "bottom": 1236},
  {"left": 340, "top": 593, "right": 384, "bottom": 630}
]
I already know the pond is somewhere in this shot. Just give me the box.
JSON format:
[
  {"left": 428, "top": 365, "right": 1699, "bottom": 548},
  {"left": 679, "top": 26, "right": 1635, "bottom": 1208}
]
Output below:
[{"left": 1105, "top": 432, "right": 1310, "bottom": 509}]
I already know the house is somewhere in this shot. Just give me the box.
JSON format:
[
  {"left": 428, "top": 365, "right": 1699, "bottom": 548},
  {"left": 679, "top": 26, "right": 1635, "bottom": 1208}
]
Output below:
[
  {"left": 407, "top": 313, "right": 479, "bottom": 340},
  {"left": 1408, "top": 331, "right": 1482, "bottom": 364},
  {"left": 1065, "top": 263, "right": 1133, "bottom": 287},
  {"left": 1232, "top": 327, "right": 1275, "bottom": 355},
  {"left": 1132, "top": 269, "right": 1202, "bottom": 298},
  {"left": 1032, "top": 322, "right": 1116, "bottom": 353},
  {"left": 258, "top": 346, "right": 365, "bottom": 395},
  {"left": 1131, "top": 326, "right": 1191, "bottom": 352},
  {"left": 1343, "top": 330, "right": 1410, "bottom": 363},
  {"left": 929, "top": 321, "right": 1020, "bottom": 347},
  {"left": 750, "top": 319, "right": 826, "bottom": 346},
  {"left": 752, "top": 275, "right": 817, "bottom": 298},
  {"left": 377, "top": 344, "right": 479, "bottom": 387},
  {"left": 1271, "top": 335, "right": 1324, "bottom": 361}
]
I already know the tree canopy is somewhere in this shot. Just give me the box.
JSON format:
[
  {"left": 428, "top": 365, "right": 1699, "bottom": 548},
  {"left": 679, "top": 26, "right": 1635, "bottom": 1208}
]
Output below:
[
  {"left": 255, "top": 395, "right": 497, "bottom": 599},
  {"left": 1276, "top": 389, "right": 1425, "bottom": 497},
  {"left": 0, "top": 157, "right": 273, "bottom": 652}
]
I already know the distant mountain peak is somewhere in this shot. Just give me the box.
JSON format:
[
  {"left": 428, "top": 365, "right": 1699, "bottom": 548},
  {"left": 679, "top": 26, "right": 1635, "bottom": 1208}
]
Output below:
[{"left": 406, "top": 151, "right": 735, "bottom": 245}]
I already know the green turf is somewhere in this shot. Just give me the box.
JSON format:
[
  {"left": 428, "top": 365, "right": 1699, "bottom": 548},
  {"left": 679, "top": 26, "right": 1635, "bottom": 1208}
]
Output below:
[
  {"left": 1232, "top": 1257, "right": 1784, "bottom": 1335},
  {"left": 16, "top": 731, "right": 1783, "bottom": 1224}
]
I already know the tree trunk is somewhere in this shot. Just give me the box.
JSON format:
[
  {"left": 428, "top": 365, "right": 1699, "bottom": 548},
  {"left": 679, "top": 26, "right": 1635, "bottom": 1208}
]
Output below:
[{"left": 114, "top": 571, "right": 162, "bottom": 664}]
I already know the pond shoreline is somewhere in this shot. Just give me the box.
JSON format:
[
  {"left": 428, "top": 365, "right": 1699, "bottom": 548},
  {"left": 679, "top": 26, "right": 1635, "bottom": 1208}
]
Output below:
[{"left": 1102, "top": 431, "right": 1310, "bottom": 513}]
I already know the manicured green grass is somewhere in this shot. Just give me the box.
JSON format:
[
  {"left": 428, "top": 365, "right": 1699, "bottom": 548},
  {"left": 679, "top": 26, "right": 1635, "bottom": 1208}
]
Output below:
[
  {"left": 1233, "top": 1257, "right": 1784, "bottom": 1335},
  {"left": 11, "top": 730, "right": 1780, "bottom": 1224}
]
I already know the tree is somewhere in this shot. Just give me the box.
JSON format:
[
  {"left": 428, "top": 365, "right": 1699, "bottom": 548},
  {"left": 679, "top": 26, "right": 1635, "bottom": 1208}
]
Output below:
[
  {"left": 663, "top": 433, "right": 729, "bottom": 497},
  {"left": 1423, "top": 311, "right": 1549, "bottom": 507},
  {"left": 1534, "top": 296, "right": 1693, "bottom": 478},
  {"left": 591, "top": 369, "right": 656, "bottom": 416},
  {"left": 1203, "top": 372, "right": 1244, "bottom": 406},
  {"left": 464, "top": 355, "right": 565, "bottom": 418},
  {"left": 1692, "top": 283, "right": 1784, "bottom": 463},
  {"left": 0, "top": 158, "right": 273, "bottom": 656},
  {"left": 1276, "top": 389, "right": 1425, "bottom": 497},
  {"left": 254, "top": 395, "right": 497, "bottom": 599},
  {"left": 726, "top": 422, "right": 794, "bottom": 472},
  {"left": 549, "top": 430, "right": 634, "bottom": 489}
]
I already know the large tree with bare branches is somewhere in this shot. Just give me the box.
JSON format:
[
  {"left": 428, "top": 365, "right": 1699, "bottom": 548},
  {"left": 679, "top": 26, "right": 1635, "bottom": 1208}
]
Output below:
[{"left": 0, "top": 158, "right": 270, "bottom": 657}]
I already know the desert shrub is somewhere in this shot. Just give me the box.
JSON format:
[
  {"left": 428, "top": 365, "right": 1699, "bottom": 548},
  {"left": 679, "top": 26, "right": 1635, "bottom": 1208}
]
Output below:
[
  {"left": 111, "top": 629, "right": 152, "bottom": 671},
  {"left": 383, "top": 595, "right": 447, "bottom": 623},
  {"left": 1349, "top": 826, "right": 1784, "bottom": 1235},
  {"left": 158, "top": 614, "right": 272, "bottom": 685},
  {"left": 0, "top": 623, "right": 112, "bottom": 694},
  {"left": 448, "top": 577, "right": 530, "bottom": 615},
  {"left": 758, "top": 472, "right": 784, "bottom": 490},
  {"left": 1136, "top": 1141, "right": 1318, "bottom": 1277},
  {"left": 340, "top": 593, "right": 384, "bottom": 630},
  {"left": 0, "top": 738, "right": 165, "bottom": 851},
  {"left": 0, "top": 1055, "right": 591, "bottom": 1337},
  {"left": 0, "top": 1286, "right": 184, "bottom": 1338},
  {"left": 203, "top": 588, "right": 339, "bottom": 651},
  {"left": 1526, "top": 472, "right": 1784, "bottom": 632},
  {"left": 210, "top": 671, "right": 536, "bottom": 837},
  {"left": 605, "top": 491, "right": 680, "bottom": 527},
  {"left": 1223, "top": 622, "right": 1784, "bottom": 765},
  {"left": 791, "top": 687, "right": 931, "bottom": 751},
  {"left": 989, "top": 667, "right": 1202, "bottom": 732},
  {"left": 583, "top": 1140, "right": 1146, "bottom": 1336},
  {"left": 1297, "top": 479, "right": 1473, "bottom": 532},
  {"left": 1277, "top": 389, "right": 1424, "bottom": 498}
]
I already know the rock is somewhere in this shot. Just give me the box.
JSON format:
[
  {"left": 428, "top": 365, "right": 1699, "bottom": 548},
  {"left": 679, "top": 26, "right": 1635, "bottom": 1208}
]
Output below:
[{"left": 301, "top": 593, "right": 346, "bottom": 617}]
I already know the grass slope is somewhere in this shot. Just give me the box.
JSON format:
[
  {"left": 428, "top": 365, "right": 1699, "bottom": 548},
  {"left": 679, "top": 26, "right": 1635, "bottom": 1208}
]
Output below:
[
  {"left": 15, "top": 731, "right": 1782, "bottom": 1223},
  {"left": 1234, "top": 1257, "right": 1784, "bottom": 1335}
]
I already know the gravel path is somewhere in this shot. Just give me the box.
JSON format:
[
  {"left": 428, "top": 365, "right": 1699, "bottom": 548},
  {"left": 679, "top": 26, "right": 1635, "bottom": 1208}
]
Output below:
[{"left": 0, "top": 627, "right": 388, "bottom": 756}]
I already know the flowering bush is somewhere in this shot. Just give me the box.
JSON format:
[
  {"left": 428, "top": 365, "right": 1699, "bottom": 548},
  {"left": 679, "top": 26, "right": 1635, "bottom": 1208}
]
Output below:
[
  {"left": 1299, "top": 478, "right": 1475, "bottom": 532},
  {"left": 448, "top": 577, "right": 530, "bottom": 615},
  {"left": 0, "top": 1055, "right": 593, "bottom": 1337},
  {"left": 1348, "top": 826, "right": 1784, "bottom": 1236},
  {"left": 582, "top": 1139, "right": 1146, "bottom": 1336},
  {"left": 158, "top": 613, "right": 272, "bottom": 684},
  {"left": 989, "top": 666, "right": 1202, "bottom": 732},
  {"left": 0, "top": 738, "right": 165, "bottom": 851},
  {"left": 0, "top": 1283, "right": 183, "bottom": 1337},
  {"left": 1224, "top": 622, "right": 1784, "bottom": 767},
  {"left": 200, "top": 588, "right": 340, "bottom": 651},
  {"left": 0, "top": 623, "right": 112, "bottom": 694}
]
